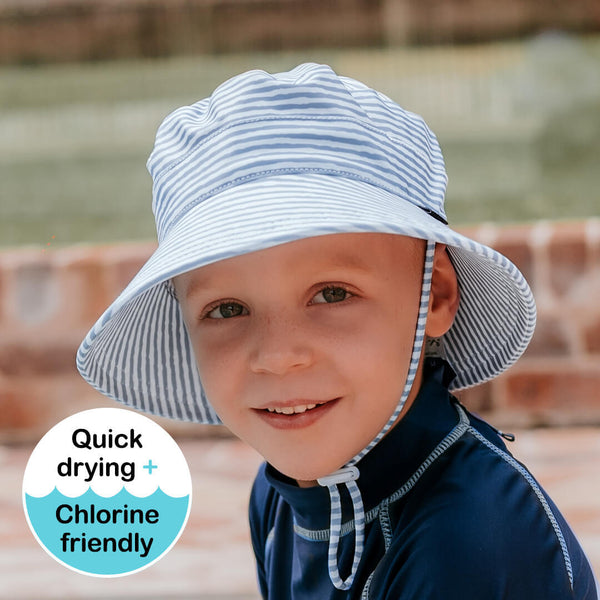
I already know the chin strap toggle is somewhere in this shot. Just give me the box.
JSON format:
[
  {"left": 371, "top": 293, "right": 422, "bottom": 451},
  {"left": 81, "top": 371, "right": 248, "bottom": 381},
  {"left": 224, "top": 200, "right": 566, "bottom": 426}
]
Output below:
[
  {"left": 317, "top": 466, "right": 359, "bottom": 487},
  {"left": 318, "top": 466, "right": 365, "bottom": 591}
]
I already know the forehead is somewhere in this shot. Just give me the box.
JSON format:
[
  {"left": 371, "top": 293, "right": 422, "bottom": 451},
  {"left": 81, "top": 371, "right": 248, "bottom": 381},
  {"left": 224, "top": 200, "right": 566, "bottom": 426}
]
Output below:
[{"left": 175, "top": 232, "right": 424, "bottom": 296}]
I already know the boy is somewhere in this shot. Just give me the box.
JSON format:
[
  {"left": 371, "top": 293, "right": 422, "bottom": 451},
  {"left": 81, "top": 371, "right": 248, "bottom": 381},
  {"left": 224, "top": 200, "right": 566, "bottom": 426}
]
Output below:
[{"left": 77, "top": 63, "right": 598, "bottom": 598}]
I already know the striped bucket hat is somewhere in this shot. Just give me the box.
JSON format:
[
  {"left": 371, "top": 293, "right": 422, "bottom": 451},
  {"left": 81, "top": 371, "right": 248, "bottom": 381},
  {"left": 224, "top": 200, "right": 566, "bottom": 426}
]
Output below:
[
  {"left": 77, "top": 62, "right": 535, "bottom": 424},
  {"left": 77, "top": 63, "right": 536, "bottom": 590}
]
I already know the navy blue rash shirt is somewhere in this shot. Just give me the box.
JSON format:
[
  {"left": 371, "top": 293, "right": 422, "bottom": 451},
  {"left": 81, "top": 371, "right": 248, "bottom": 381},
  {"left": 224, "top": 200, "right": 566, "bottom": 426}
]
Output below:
[{"left": 249, "top": 360, "right": 598, "bottom": 599}]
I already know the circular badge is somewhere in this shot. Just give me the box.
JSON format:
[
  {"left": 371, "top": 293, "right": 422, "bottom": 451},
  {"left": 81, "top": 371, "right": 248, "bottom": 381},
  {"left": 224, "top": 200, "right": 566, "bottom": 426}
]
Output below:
[{"left": 22, "top": 408, "right": 192, "bottom": 577}]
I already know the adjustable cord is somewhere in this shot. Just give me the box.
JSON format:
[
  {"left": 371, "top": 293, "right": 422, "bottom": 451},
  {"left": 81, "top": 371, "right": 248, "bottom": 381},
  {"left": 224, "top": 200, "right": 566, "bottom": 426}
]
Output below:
[{"left": 317, "top": 467, "right": 364, "bottom": 590}]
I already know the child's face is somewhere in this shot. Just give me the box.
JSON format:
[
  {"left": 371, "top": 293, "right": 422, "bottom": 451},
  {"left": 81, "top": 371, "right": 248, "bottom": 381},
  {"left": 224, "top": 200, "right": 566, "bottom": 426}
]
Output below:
[{"left": 173, "top": 233, "right": 431, "bottom": 483}]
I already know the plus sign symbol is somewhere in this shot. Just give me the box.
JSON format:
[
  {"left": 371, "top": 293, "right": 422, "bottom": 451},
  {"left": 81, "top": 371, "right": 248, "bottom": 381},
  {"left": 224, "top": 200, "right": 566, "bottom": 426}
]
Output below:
[{"left": 143, "top": 460, "right": 158, "bottom": 475}]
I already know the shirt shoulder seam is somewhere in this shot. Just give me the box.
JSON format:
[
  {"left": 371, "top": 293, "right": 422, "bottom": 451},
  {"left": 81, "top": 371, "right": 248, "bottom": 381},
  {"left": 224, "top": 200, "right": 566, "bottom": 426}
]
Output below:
[{"left": 468, "top": 425, "right": 574, "bottom": 590}]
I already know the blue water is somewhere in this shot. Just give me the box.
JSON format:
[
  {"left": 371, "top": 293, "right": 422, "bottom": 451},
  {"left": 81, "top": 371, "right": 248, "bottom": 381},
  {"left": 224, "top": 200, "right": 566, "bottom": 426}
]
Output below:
[{"left": 25, "top": 487, "right": 190, "bottom": 575}]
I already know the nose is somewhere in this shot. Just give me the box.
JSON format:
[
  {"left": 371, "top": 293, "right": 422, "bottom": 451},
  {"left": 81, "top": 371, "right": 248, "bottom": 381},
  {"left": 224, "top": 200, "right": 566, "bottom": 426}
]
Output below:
[{"left": 248, "top": 314, "right": 314, "bottom": 375}]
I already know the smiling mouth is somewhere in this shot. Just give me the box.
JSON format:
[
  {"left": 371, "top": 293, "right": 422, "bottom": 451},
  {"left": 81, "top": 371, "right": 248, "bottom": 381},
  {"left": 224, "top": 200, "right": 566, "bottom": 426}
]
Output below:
[
  {"left": 255, "top": 398, "right": 340, "bottom": 429},
  {"left": 264, "top": 402, "right": 326, "bottom": 415}
]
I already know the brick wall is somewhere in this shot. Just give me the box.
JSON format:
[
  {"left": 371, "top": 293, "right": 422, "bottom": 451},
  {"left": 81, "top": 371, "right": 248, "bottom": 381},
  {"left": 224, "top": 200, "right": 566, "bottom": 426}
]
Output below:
[
  {"left": 455, "top": 220, "right": 600, "bottom": 428},
  {"left": 1, "top": 0, "right": 599, "bottom": 65},
  {"left": 1, "top": 220, "right": 599, "bottom": 442}
]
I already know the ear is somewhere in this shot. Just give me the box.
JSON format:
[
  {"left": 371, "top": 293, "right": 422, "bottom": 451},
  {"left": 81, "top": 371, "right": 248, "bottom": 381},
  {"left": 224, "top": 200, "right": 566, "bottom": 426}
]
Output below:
[{"left": 426, "top": 245, "right": 459, "bottom": 337}]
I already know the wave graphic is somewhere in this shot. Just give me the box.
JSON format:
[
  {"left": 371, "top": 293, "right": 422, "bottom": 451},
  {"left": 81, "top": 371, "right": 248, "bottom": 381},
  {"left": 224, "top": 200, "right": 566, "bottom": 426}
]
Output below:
[{"left": 25, "top": 486, "right": 190, "bottom": 576}]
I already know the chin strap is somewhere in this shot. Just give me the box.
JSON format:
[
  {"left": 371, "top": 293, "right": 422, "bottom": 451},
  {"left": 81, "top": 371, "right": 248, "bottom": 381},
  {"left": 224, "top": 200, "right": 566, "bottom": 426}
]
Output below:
[
  {"left": 316, "top": 466, "right": 364, "bottom": 590},
  {"left": 316, "top": 240, "right": 436, "bottom": 590}
]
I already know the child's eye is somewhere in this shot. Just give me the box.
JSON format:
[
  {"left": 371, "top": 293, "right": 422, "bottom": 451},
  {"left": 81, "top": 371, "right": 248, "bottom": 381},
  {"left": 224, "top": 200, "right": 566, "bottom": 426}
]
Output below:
[
  {"left": 204, "top": 302, "right": 248, "bottom": 319},
  {"left": 311, "top": 286, "right": 352, "bottom": 304}
]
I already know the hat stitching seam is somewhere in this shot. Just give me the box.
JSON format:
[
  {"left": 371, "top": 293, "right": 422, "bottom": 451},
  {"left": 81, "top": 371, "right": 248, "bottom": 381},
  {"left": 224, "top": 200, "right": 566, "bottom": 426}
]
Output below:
[{"left": 162, "top": 167, "right": 421, "bottom": 239}]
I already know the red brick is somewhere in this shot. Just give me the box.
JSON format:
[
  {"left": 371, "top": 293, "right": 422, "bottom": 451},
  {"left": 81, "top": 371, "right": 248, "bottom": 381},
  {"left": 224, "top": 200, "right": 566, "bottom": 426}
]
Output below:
[
  {"left": 525, "top": 315, "right": 570, "bottom": 357},
  {"left": 491, "top": 224, "right": 535, "bottom": 287},
  {"left": 0, "top": 374, "right": 113, "bottom": 440},
  {"left": 0, "top": 262, "right": 4, "bottom": 325},
  {"left": 587, "top": 220, "right": 600, "bottom": 267},
  {"left": 455, "top": 380, "right": 494, "bottom": 414},
  {"left": 12, "top": 261, "right": 60, "bottom": 326},
  {"left": 101, "top": 242, "right": 156, "bottom": 298},
  {"left": 0, "top": 379, "right": 39, "bottom": 432},
  {"left": 584, "top": 317, "right": 600, "bottom": 354},
  {"left": 0, "top": 340, "right": 78, "bottom": 377},
  {"left": 548, "top": 222, "right": 588, "bottom": 297},
  {"left": 504, "top": 365, "right": 600, "bottom": 413},
  {"left": 60, "top": 251, "right": 110, "bottom": 326}
]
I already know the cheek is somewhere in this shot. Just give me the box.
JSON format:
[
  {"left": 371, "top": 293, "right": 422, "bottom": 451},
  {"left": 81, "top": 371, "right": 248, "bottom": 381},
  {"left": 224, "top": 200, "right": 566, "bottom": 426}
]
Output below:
[
  {"left": 361, "top": 303, "right": 416, "bottom": 354},
  {"left": 348, "top": 309, "right": 418, "bottom": 393},
  {"left": 186, "top": 328, "right": 247, "bottom": 412}
]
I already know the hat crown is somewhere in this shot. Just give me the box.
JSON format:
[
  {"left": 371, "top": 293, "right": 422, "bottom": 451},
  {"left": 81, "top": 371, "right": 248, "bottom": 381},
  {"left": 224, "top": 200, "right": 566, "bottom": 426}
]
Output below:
[{"left": 148, "top": 63, "right": 448, "bottom": 241}]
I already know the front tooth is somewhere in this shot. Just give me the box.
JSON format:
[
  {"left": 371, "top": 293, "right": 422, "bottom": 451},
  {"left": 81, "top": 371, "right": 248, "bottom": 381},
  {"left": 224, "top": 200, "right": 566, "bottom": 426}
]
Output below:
[{"left": 268, "top": 403, "right": 321, "bottom": 414}]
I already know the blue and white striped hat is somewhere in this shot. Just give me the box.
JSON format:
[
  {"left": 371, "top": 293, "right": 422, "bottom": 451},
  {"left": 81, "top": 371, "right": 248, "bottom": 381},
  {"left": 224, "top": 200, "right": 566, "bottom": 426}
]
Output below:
[{"left": 77, "top": 62, "right": 536, "bottom": 426}]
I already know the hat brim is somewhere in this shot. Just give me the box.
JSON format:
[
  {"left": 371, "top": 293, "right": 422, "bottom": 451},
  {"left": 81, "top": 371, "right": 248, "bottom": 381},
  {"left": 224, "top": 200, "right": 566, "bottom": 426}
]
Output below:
[{"left": 77, "top": 174, "right": 536, "bottom": 423}]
